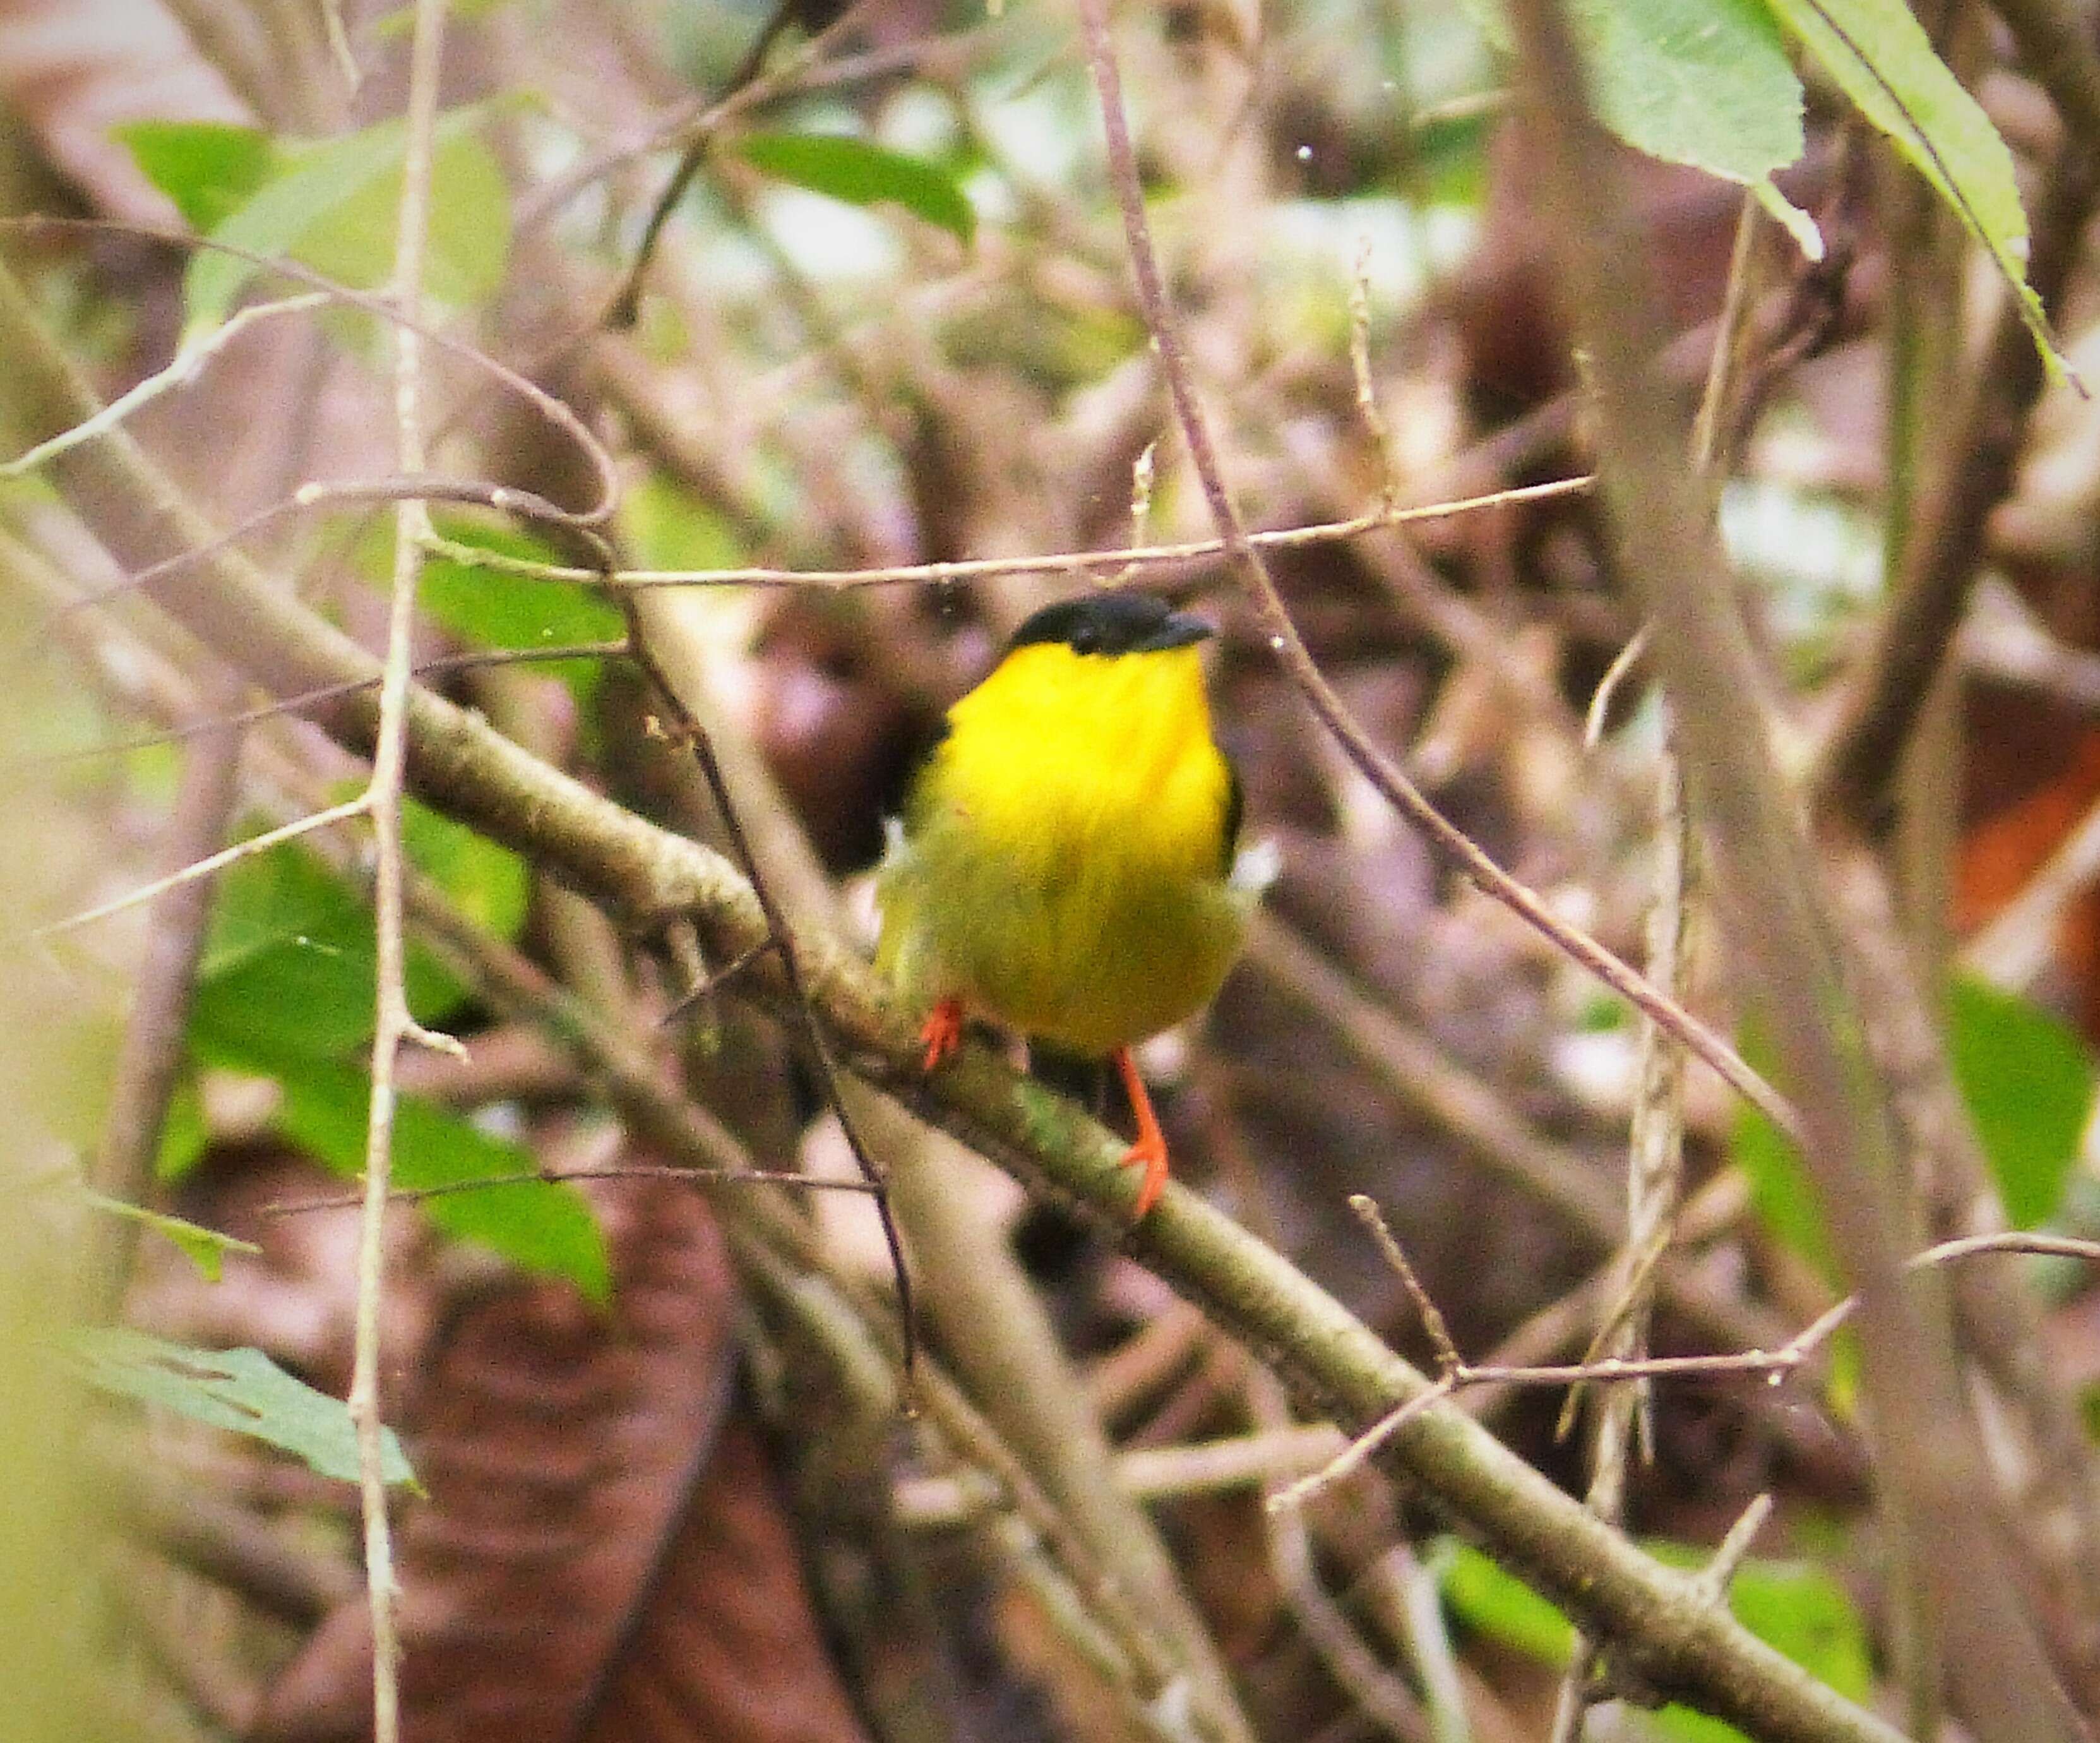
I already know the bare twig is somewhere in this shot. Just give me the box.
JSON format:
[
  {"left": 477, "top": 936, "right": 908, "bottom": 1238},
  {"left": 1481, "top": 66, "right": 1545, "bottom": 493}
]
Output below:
[
  {"left": 617, "top": 603, "right": 917, "bottom": 1376},
  {"left": 0, "top": 296, "right": 330, "bottom": 481},
  {"left": 83, "top": 687, "right": 244, "bottom": 1319},
  {"left": 1279, "top": 1226, "right": 2100, "bottom": 1512},
  {"left": 1253, "top": 1366, "right": 1429, "bottom": 1743},
  {"left": 28, "top": 799, "right": 366, "bottom": 942},
  {"left": 261, "top": 1163, "right": 886, "bottom": 1216},
  {"left": 0, "top": 217, "right": 619, "bottom": 528},
  {"left": 433, "top": 478, "right": 1593, "bottom": 587},
  {"left": 1550, "top": 193, "right": 1750, "bottom": 1733},
  {"left": 12, "top": 643, "right": 630, "bottom": 774},
  {"left": 350, "top": 4, "right": 451, "bottom": 1738}
]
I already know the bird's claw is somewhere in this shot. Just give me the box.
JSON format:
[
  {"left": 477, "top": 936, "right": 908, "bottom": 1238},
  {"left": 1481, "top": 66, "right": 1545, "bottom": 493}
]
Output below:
[
  {"left": 1121, "top": 1130, "right": 1168, "bottom": 1220},
  {"left": 919, "top": 998, "right": 965, "bottom": 1072}
]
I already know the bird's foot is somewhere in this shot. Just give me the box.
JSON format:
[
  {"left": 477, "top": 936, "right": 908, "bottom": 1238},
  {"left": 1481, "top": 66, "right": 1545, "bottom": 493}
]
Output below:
[
  {"left": 919, "top": 998, "right": 965, "bottom": 1072},
  {"left": 1120, "top": 1129, "right": 1169, "bottom": 1220},
  {"left": 1113, "top": 1046, "right": 1171, "bottom": 1219}
]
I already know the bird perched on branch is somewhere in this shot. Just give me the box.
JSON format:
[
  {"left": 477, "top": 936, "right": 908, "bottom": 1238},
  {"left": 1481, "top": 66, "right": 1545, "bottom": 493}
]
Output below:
[{"left": 876, "top": 591, "right": 1271, "bottom": 1217}]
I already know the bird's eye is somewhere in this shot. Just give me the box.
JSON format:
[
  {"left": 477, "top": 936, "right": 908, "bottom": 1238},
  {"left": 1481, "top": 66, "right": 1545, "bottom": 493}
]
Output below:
[{"left": 1072, "top": 630, "right": 1100, "bottom": 654}]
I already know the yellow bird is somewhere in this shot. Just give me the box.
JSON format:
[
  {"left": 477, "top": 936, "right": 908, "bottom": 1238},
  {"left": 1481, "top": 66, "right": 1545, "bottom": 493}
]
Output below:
[{"left": 876, "top": 592, "right": 1268, "bottom": 1216}]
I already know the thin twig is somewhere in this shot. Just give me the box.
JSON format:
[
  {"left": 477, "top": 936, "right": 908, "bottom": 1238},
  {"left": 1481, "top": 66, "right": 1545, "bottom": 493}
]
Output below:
[
  {"left": 604, "top": 0, "right": 808, "bottom": 327},
  {"left": 1276, "top": 1226, "right": 2100, "bottom": 1513},
  {"left": 83, "top": 681, "right": 245, "bottom": 1321},
  {"left": 0, "top": 294, "right": 330, "bottom": 481},
  {"left": 431, "top": 478, "right": 1593, "bottom": 587},
  {"left": 261, "top": 1163, "right": 885, "bottom": 1216},
  {"left": 1551, "top": 193, "right": 1751, "bottom": 1734},
  {"left": 0, "top": 217, "right": 619, "bottom": 527},
  {"left": 13, "top": 642, "right": 631, "bottom": 773},
  {"left": 513, "top": 0, "right": 886, "bottom": 234},
  {"left": 619, "top": 604, "right": 917, "bottom": 1377},
  {"left": 28, "top": 798, "right": 366, "bottom": 942},
  {"left": 351, "top": 4, "right": 451, "bottom": 1739}
]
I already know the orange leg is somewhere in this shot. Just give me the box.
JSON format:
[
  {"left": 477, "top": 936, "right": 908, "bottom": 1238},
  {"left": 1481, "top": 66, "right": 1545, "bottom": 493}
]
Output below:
[
  {"left": 1113, "top": 1046, "right": 1170, "bottom": 1219},
  {"left": 919, "top": 997, "right": 966, "bottom": 1072}
]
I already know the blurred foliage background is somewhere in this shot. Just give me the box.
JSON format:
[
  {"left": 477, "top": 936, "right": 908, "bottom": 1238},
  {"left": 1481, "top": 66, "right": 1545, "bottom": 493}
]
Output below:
[{"left": 5, "top": 0, "right": 2100, "bottom": 1735}]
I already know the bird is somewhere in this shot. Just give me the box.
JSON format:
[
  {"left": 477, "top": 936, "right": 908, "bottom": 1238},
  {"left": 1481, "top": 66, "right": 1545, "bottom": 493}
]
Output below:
[{"left": 875, "top": 590, "right": 1270, "bottom": 1217}]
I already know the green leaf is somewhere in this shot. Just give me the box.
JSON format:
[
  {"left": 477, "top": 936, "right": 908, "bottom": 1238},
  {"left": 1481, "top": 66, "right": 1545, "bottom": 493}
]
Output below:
[
  {"left": 193, "top": 838, "right": 393, "bottom": 1060},
  {"left": 737, "top": 131, "right": 977, "bottom": 245},
  {"left": 68, "top": 1327, "right": 415, "bottom": 1487},
  {"left": 1947, "top": 973, "right": 2094, "bottom": 1228},
  {"left": 402, "top": 797, "right": 530, "bottom": 945},
  {"left": 190, "top": 829, "right": 472, "bottom": 1063},
  {"left": 1454, "top": 0, "right": 1818, "bottom": 250},
  {"left": 1734, "top": 1097, "right": 1839, "bottom": 1281},
  {"left": 81, "top": 1193, "right": 260, "bottom": 1282},
  {"left": 186, "top": 107, "right": 512, "bottom": 331},
  {"left": 275, "top": 1060, "right": 611, "bottom": 1303},
  {"left": 1734, "top": 978, "right": 2093, "bottom": 1257},
  {"left": 1646, "top": 1548, "right": 1872, "bottom": 1740},
  {"left": 115, "top": 121, "right": 281, "bottom": 232},
  {"left": 418, "top": 514, "right": 623, "bottom": 702},
  {"left": 1433, "top": 1541, "right": 1576, "bottom": 1665},
  {"left": 1760, "top": 0, "right": 2060, "bottom": 374},
  {"left": 156, "top": 1071, "right": 211, "bottom": 1182},
  {"left": 1566, "top": 0, "right": 1804, "bottom": 198},
  {"left": 1731, "top": 1017, "right": 1839, "bottom": 1282},
  {"left": 619, "top": 473, "right": 743, "bottom": 573}
]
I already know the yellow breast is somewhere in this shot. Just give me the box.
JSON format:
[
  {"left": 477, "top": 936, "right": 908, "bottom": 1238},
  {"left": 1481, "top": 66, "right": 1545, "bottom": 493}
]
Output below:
[{"left": 877, "top": 640, "right": 1246, "bottom": 1057}]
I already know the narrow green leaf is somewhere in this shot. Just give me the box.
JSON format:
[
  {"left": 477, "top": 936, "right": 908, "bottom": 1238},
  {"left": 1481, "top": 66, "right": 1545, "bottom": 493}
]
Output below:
[
  {"left": 737, "top": 131, "right": 977, "bottom": 244},
  {"left": 1947, "top": 973, "right": 2094, "bottom": 1228},
  {"left": 275, "top": 1060, "right": 611, "bottom": 1303},
  {"left": 80, "top": 1192, "right": 260, "bottom": 1282},
  {"left": 68, "top": 1327, "right": 415, "bottom": 1486},
  {"left": 1761, "top": 0, "right": 2061, "bottom": 374},
  {"left": 115, "top": 121, "right": 281, "bottom": 233},
  {"left": 186, "top": 107, "right": 511, "bottom": 332}
]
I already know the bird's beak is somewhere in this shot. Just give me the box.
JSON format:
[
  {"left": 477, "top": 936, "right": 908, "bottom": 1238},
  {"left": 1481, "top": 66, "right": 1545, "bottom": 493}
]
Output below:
[{"left": 1138, "top": 611, "right": 1215, "bottom": 652}]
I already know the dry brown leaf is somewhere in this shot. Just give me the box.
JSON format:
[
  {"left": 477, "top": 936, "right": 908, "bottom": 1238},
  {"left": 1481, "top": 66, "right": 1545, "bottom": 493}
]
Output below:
[{"left": 252, "top": 1176, "right": 867, "bottom": 1743}]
